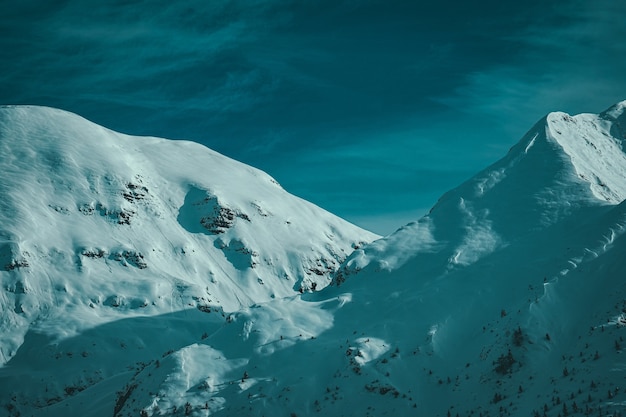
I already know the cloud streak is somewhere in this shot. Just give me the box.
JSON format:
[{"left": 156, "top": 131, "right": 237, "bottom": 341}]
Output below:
[{"left": 439, "top": 0, "right": 626, "bottom": 137}]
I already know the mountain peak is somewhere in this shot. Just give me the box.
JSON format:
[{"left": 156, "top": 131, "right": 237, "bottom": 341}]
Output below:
[
  {"left": 600, "top": 99, "right": 626, "bottom": 120},
  {"left": 336, "top": 102, "right": 626, "bottom": 279},
  {"left": 544, "top": 105, "right": 626, "bottom": 203},
  {"left": 325, "top": 104, "right": 626, "bottom": 415},
  {"left": 0, "top": 105, "right": 377, "bottom": 365}
]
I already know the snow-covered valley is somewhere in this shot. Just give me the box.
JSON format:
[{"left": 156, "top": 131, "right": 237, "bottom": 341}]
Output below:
[{"left": 1, "top": 103, "right": 626, "bottom": 416}]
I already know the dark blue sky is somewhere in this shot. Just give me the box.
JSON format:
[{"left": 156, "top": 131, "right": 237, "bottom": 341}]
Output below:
[{"left": 2, "top": 0, "right": 626, "bottom": 234}]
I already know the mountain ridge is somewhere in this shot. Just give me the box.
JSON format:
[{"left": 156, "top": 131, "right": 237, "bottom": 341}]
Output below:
[
  {"left": 334, "top": 102, "right": 626, "bottom": 280},
  {"left": 2, "top": 102, "right": 626, "bottom": 417},
  {"left": 0, "top": 105, "right": 377, "bottom": 367}
]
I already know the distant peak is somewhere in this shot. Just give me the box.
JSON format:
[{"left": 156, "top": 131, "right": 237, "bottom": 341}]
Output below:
[{"left": 601, "top": 100, "right": 626, "bottom": 121}]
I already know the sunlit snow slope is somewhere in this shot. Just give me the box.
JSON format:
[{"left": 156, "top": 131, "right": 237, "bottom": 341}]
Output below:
[
  {"left": 2, "top": 102, "right": 626, "bottom": 417},
  {"left": 0, "top": 105, "right": 377, "bottom": 415}
]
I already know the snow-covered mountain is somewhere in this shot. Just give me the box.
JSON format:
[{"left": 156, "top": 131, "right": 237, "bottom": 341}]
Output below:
[
  {"left": 2, "top": 102, "right": 626, "bottom": 417},
  {"left": 0, "top": 105, "right": 377, "bottom": 415},
  {"left": 324, "top": 101, "right": 626, "bottom": 416}
]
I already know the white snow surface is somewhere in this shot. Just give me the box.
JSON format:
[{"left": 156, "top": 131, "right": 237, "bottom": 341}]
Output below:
[
  {"left": 2, "top": 102, "right": 626, "bottom": 417},
  {"left": 0, "top": 105, "right": 377, "bottom": 412}
]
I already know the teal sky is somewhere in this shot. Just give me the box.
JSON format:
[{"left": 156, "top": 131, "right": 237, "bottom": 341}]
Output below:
[{"left": 2, "top": 0, "right": 626, "bottom": 234}]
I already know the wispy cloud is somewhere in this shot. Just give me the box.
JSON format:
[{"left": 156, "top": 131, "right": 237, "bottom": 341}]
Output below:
[
  {"left": 1, "top": 1, "right": 288, "bottom": 109},
  {"left": 438, "top": 0, "right": 626, "bottom": 135}
]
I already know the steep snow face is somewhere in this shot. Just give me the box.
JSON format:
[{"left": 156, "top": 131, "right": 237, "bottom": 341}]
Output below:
[
  {"left": 546, "top": 103, "right": 626, "bottom": 203},
  {"left": 0, "top": 106, "right": 377, "bottom": 365}
]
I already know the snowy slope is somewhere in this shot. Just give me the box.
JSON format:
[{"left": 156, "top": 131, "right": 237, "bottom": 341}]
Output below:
[
  {"left": 2, "top": 102, "right": 626, "bottom": 417},
  {"left": 0, "top": 105, "right": 377, "bottom": 415},
  {"left": 322, "top": 101, "right": 626, "bottom": 416}
]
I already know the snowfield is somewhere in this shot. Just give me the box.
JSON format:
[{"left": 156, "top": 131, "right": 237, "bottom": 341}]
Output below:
[{"left": 1, "top": 102, "right": 626, "bottom": 416}]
